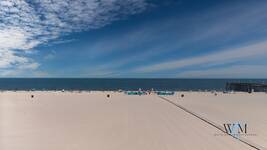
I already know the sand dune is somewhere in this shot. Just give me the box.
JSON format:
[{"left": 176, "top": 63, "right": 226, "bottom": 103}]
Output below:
[{"left": 0, "top": 91, "right": 262, "bottom": 150}]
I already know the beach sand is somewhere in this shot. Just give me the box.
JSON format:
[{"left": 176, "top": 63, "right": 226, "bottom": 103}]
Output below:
[
  {"left": 166, "top": 92, "right": 267, "bottom": 149},
  {"left": 1, "top": 91, "right": 266, "bottom": 150}
]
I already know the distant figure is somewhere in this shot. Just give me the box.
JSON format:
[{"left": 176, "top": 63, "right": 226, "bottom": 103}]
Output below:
[
  {"left": 31, "top": 95, "right": 34, "bottom": 98},
  {"left": 107, "top": 94, "right": 110, "bottom": 98},
  {"left": 138, "top": 88, "right": 142, "bottom": 96},
  {"left": 214, "top": 93, "right": 218, "bottom": 96},
  {"left": 181, "top": 94, "right": 184, "bottom": 98}
]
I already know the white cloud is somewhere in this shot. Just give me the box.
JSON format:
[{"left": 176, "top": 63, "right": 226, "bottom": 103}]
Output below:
[
  {"left": 0, "top": 50, "right": 35, "bottom": 68},
  {"left": 134, "top": 40, "right": 267, "bottom": 73},
  {"left": 0, "top": 0, "right": 148, "bottom": 73},
  {"left": 0, "top": 27, "right": 40, "bottom": 51}
]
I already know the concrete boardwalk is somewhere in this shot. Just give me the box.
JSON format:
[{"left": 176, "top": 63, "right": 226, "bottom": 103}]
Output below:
[{"left": 1, "top": 92, "right": 254, "bottom": 150}]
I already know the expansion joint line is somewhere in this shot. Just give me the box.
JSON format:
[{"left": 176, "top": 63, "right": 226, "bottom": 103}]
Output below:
[{"left": 158, "top": 96, "right": 264, "bottom": 150}]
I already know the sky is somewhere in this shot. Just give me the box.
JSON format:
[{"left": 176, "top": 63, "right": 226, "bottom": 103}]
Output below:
[{"left": 0, "top": 0, "right": 267, "bottom": 78}]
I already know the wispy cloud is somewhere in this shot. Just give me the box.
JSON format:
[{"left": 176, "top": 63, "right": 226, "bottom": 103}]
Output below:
[
  {"left": 0, "top": 0, "right": 148, "bottom": 73},
  {"left": 134, "top": 40, "right": 267, "bottom": 73},
  {"left": 80, "top": 1, "right": 267, "bottom": 77},
  {"left": 0, "top": 50, "right": 38, "bottom": 69},
  {"left": 43, "top": 50, "right": 56, "bottom": 60},
  {"left": 176, "top": 65, "right": 267, "bottom": 78}
]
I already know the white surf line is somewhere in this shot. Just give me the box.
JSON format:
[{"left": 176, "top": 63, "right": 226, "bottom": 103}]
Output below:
[{"left": 158, "top": 96, "right": 265, "bottom": 150}]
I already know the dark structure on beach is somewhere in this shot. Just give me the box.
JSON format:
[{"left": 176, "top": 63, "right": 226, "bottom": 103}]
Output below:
[{"left": 226, "top": 82, "right": 267, "bottom": 93}]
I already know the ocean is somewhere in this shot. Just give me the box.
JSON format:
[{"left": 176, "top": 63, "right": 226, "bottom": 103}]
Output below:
[{"left": 0, "top": 78, "right": 266, "bottom": 91}]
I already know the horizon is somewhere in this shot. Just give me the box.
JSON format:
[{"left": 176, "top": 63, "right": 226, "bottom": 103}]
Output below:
[
  {"left": 1, "top": 0, "right": 267, "bottom": 78},
  {"left": 0, "top": 78, "right": 266, "bottom": 91},
  {"left": 0, "top": 78, "right": 267, "bottom": 80}
]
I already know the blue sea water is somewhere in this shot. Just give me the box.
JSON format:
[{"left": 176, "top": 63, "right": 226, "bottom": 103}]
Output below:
[{"left": 0, "top": 78, "right": 266, "bottom": 91}]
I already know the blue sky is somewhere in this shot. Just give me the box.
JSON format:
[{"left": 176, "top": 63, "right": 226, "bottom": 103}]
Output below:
[{"left": 0, "top": 0, "right": 267, "bottom": 78}]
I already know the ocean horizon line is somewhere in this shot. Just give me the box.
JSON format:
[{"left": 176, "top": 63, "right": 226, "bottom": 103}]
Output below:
[{"left": 0, "top": 78, "right": 266, "bottom": 91}]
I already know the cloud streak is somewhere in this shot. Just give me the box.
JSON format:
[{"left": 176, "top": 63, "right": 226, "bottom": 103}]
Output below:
[
  {"left": 0, "top": 0, "right": 148, "bottom": 73},
  {"left": 78, "top": 1, "right": 267, "bottom": 78},
  {"left": 176, "top": 65, "right": 267, "bottom": 78},
  {"left": 134, "top": 40, "right": 267, "bottom": 73}
]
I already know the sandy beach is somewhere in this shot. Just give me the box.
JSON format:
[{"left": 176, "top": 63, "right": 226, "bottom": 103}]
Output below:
[
  {"left": 166, "top": 92, "right": 267, "bottom": 149},
  {"left": 1, "top": 91, "right": 266, "bottom": 150}
]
